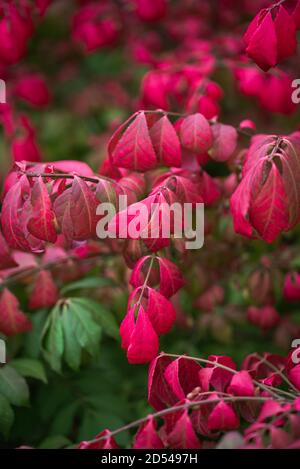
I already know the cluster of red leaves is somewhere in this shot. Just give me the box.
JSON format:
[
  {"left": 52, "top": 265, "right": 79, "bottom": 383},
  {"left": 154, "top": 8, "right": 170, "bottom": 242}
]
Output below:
[
  {"left": 0, "top": 2, "right": 48, "bottom": 65},
  {"left": 244, "top": 1, "right": 300, "bottom": 71},
  {"left": 230, "top": 133, "right": 300, "bottom": 243},
  {"left": 0, "top": 108, "right": 238, "bottom": 354},
  {"left": 1, "top": 0, "right": 300, "bottom": 450},
  {"left": 120, "top": 256, "right": 184, "bottom": 363},
  {"left": 108, "top": 110, "right": 237, "bottom": 172},
  {"left": 1, "top": 105, "right": 300, "bottom": 354},
  {"left": 234, "top": 66, "right": 296, "bottom": 115},
  {"left": 79, "top": 352, "right": 300, "bottom": 449},
  {"left": 0, "top": 1, "right": 52, "bottom": 164}
]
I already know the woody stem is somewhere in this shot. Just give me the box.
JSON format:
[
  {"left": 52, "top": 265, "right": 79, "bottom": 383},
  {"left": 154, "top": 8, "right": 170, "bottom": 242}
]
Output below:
[
  {"left": 87, "top": 395, "right": 281, "bottom": 445},
  {"left": 0, "top": 252, "right": 115, "bottom": 290},
  {"left": 136, "top": 254, "right": 156, "bottom": 305},
  {"left": 24, "top": 172, "right": 115, "bottom": 185},
  {"left": 163, "top": 353, "right": 287, "bottom": 399},
  {"left": 269, "top": 0, "right": 287, "bottom": 10}
]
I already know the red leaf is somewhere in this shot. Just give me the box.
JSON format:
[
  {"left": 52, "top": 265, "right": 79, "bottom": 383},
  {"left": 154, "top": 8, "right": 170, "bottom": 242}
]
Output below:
[
  {"left": 134, "top": 416, "right": 164, "bottom": 449},
  {"left": 227, "top": 371, "right": 255, "bottom": 397},
  {"left": 247, "top": 305, "right": 280, "bottom": 330},
  {"left": 158, "top": 257, "right": 185, "bottom": 298},
  {"left": 107, "top": 112, "right": 138, "bottom": 158},
  {"left": 53, "top": 188, "right": 74, "bottom": 242},
  {"left": 28, "top": 270, "right": 59, "bottom": 310},
  {"left": 270, "top": 427, "right": 292, "bottom": 449},
  {"left": 126, "top": 305, "right": 159, "bottom": 364},
  {"left": 179, "top": 113, "right": 213, "bottom": 154},
  {"left": 0, "top": 228, "right": 18, "bottom": 269},
  {"left": 146, "top": 287, "right": 176, "bottom": 335},
  {"left": 149, "top": 115, "right": 181, "bottom": 167},
  {"left": 280, "top": 134, "right": 300, "bottom": 229},
  {"left": 12, "top": 116, "right": 42, "bottom": 163},
  {"left": 148, "top": 354, "right": 178, "bottom": 410},
  {"left": 135, "top": 0, "right": 167, "bottom": 22},
  {"left": 118, "top": 172, "right": 146, "bottom": 205},
  {"left": 208, "top": 400, "right": 240, "bottom": 431},
  {"left": 284, "top": 272, "right": 300, "bottom": 301},
  {"left": 130, "top": 256, "right": 185, "bottom": 298},
  {"left": 230, "top": 160, "right": 264, "bottom": 239},
  {"left": 257, "top": 400, "right": 284, "bottom": 422},
  {"left": 53, "top": 160, "right": 94, "bottom": 177},
  {"left": 166, "top": 410, "right": 201, "bottom": 449},
  {"left": 293, "top": 0, "right": 300, "bottom": 29},
  {"left": 120, "top": 305, "right": 135, "bottom": 350},
  {"left": 244, "top": 11, "right": 278, "bottom": 71},
  {"left": 243, "top": 135, "right": 278, "bottom": 176},
  {"left": 36, "top": 0, "right": 52, "bottom": 17},
  {"left": 79, "top": 429, "right": 119, "bottom": 449},
  {"left": 70, "top": 176, "right": 99, "bottom": 240},
  {"left": 195, "top": 284, "right": 224, "bottom": 312},
  {"left": 154, "top": 173, "right": 202, "bottom": 204},
  {"left": 249, "top": 162, "right": 289, "bottom": 243},
  {"left": 197, "top": 170, "right": 221, "bottom": 205},
  {"left": 288, "top": 364, "right": 300, "bottom": 391},
  {"left": 95, "top": 179, "right": 119, "bottom": 206},
  {"left": 206, "top": 355, "right": 237, "bottom": 392},
  {"left": 230, "top": 138, "right": 294, "bottom": 243},
  {"left": 1, "top": 175, "right": 40, "bottom": 251},
  {"left": 14, "top": 74, "right": 51, "bottom": 107},
  {"left": 27, "top": 176, "right": 57, "bottom": 243},
  {"left": 164, "top": 357, "right": 201, "bottom": 400},
  {"left": 190, "top": 395, "right": 218, "bottom": 438},
  {"left": 109, "top": 112, "right": 157, "bottom": 171},
  {"left": 274, "top": 6, "right": 297, "bottom": 62},
  {"left": 0, "top": 288, "right": 32, "bottom": 336},
  {"left": 210, "top": 124, "right": 238, "bottom": 162},
  {"left": 295, "top": 398, "right": 300, "bottom": 412}
]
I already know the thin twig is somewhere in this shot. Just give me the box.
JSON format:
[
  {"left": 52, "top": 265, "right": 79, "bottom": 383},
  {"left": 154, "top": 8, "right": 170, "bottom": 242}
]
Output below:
[
  {"left": 24, "top": 172, "right": 114, "bottom": 185},
  {"left": 255, "top": 353, "right": 300, "bottom": 395},
  {"left": 269, "top": 0, "right": 287, "bottom": 11},
  {"left": 137, "top": 254, "right": 156, "bottom": 305},
  {"left": 0, "top": 252, "right": 115, "bottom": 290},
  {"left": 163, "top": 353, "right": 284, "bottom": 399},
  {"left": 87, "top": 395, "right": 276, "bottom": 445}
]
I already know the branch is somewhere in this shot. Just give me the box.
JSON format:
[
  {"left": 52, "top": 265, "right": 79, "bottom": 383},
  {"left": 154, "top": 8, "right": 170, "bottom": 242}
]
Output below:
[
  {"left": 255, "top": 353, "right": 300, "bottom": 395},
  {"left": 136, "top": 254, "right": 156, "bottom": 304},
  {"left": 87, "top": 395, "right": 278, "bottom": 445},
  {"left": 23, "top": 171, "right": 138, "bottom": 196},
  {"left": 0, "top": 251, "right": 115, "bottom": 290},
  {"left": 269, "top": 0, "right": 288, "bottom": 10},
  {"left": 163, "top": 353, "right": 287, "bottom": 399},
  {"left": 24, "top": 172, "right": 115, "bottom": 185}
]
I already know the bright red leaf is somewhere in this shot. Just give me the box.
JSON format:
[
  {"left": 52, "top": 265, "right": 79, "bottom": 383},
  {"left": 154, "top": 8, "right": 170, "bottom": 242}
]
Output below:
[{"left": 0, "top": 288, "right": 32, "bottom": 336}]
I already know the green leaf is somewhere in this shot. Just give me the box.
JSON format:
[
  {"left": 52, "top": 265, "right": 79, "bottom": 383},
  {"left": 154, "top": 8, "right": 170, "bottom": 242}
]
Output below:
[
  {"left": 49, "top": 401, "right": 80, "bottom": 436},
  {"left": 0, "top": 365, "right": 29, "bottom": 406},
  {"left": 38, "top": 435, "right": 71, "bottom": 449},
  {"left": 41, "top": 299, "right": 102, "bottom": 372},
  {"left": 61, "top": 277, "right": 115, "bottom": 295},
  {"left": 61, "top": 304, "right": 82, "bottom": 371},
  {"left": 73, "top": 298, "right": 119, "bottom": 340},
  {"left": 65, "top": 300, "right": 102, "bottom": 357},
  {"left": 41, "top": 304, "right": 64, "bottom": 373},
  {"left": 0, "top": 394, "right": 14, "bottom": 438},
  {"left": 78, "top": 409, "right": 129, "bottom": 446},
  {"left": 24, "top": 309, "right": 48, "bottom": 359},
  {"left": 10, "top": 358, "right": 47, "bottom": 384}
]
